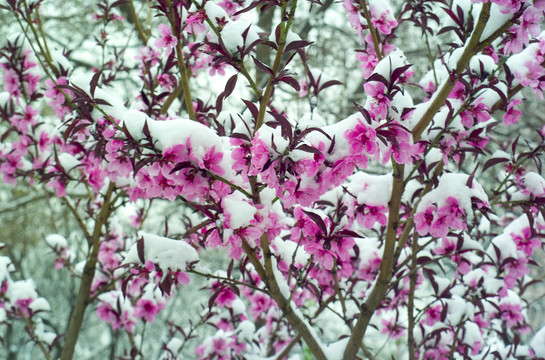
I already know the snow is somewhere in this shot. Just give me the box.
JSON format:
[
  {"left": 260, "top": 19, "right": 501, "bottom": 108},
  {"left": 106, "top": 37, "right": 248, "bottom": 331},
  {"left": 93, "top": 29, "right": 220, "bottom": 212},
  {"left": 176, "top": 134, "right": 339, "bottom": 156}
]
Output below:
[
  {"left": 469, "top": 54, "right": 496, "bottom": 77},
  {"left": 222, "top": 192, "right": 256, "bottom": 228},
  {"left": 148, "top": 117, "right": 222, "bottom": 152},
  {"left": 305, "top": 113, "right": 359, "bottom": 163},
  {"left": 323, "top": 338, "right": 348, "bottom": 360},
  {"left": 0, "top": 92, "right": 9, "bottom": 107},
  {"left": 268, "top": 29, "right": 302, "bottom": 45},
  {"left": 121, "top": 108, "right": 149, "bottom": 141},
  {"left": 479, "top": 3, "right": 514, "bottom": 41},
  {"left": 70, "top": 71, "right": 128, "bottom": 121},
  {"left": 237, "top": 320, "right": 256, "bottom": 341},
  {"left": 58, "top": 153, "right": 80, "bottom": 171},
  {"left": 29, "top": 297, "right": 51, "bottom": 313},
  {"left": 165, "top": 337, "right": 183, "bottom": 355},
  {"left": 272, "top": 237, "right": 310, "bottom": 267},
  {"left": 346, "top": 172, "right": 393, "bottom": 206},
  {"left": 522, "top": 172, "right": 545, "bottom": 197},
  {"left": 479, "top": 82, "right": 508, "bottom": 108},
  {"left": 221, "top": 19, "right": 260, "bottom": 55},
  {"left": 0, "top": 256, "right": 15, "bottom": 282},
  {"left": 417, "top": 172, "right": 488, "bottom": 220},
  {"left": 6, "top": 279, "right": 38, "bottom": 302},
  {"left": 446, "top": 296, "right": 474, "bottom": 324},
  {"left": 34, "top": 318, "right": 57, "bottom": 345},
  {"left": 123, "top": 233, "right": 199, "bottom": 271},
  {"left": 255, "top": 124, "right": 290, "bottom": 155},
  {"left": 435, "top": 276, "right": 451, "bottom": 294},
  {"left": 487, "top": 215, "right": 534, "bottom": 261},
  {"left": 531, "top": 325, "right": 545, "bottom": 357},
  {"left": 373, "top": 49, "right": 408, "bottom": 80},
  {"left": 45, "top": 234, "right": 68, "bottom": 249},
  {"left": 50, "top": 49, "right": 73, "bottom": 72},
  {"left": 231, "top": 298, "right": 246, "bottom": 315},
  {"left": 490, "top": 150, "right": 510, "bottom": 160},
  {"left": 463, "top": 321, "right": 482, "bottom": 346},
  {"left": 204, "top": 2, "right": 229, "bottom": 27}
]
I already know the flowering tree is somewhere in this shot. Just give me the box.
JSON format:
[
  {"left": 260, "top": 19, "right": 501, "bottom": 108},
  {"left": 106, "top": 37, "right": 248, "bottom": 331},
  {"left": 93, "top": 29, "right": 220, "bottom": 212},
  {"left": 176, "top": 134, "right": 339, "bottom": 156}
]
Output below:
[{"left": 1, "top": 0, "right": 545, "bottom": 359}]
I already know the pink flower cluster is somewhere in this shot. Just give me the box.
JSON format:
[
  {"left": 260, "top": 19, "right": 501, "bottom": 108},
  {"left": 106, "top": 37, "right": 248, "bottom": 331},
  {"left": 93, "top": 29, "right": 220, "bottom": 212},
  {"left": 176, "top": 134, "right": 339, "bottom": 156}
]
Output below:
[
  {"left": 414, "top": 197, "right": 467, "bottom": 238},
  {"left": 369, "top": 2, "right": 398, "bottom": 35},
  {"left": 129, "top": 143, "right": 225, "bottom": 202}
]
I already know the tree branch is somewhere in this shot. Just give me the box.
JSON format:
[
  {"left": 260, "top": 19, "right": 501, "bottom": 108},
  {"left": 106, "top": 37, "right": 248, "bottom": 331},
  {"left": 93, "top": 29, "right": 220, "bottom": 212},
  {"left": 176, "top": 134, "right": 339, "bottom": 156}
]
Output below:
[{"left": 60, "top": 182, "right": 116, "bottom": 360}]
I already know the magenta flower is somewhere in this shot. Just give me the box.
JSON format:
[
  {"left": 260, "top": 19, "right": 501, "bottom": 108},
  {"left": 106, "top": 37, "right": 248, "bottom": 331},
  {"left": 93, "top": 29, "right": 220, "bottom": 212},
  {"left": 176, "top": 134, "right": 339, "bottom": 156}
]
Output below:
[
  {"left": 422, "top": 305, "right": 442, "bottom": 326},
  {"left": 429, "top": 214, "right": 449, "bottom": 238},
  {"left": 185, "top": 10, "right": 207, "bottom": 35},
  {"left": 437, "top": 196, "right": 466, "bottom": 231},
  {"left": 134, "top": 298, "right": 162, "bottom": 322},
  {"left": 2, "top": 68, "right": 20, "bottom": 97},
  {"left": 414, "top": 205, "right": 436, "bottom": 236},
  {"left": 248, "top": 137, "right": 269, "bottom": 175},
  {"left": 344, "top": 120, "right": 378, "bottom": 156},
  {"left": 504, "top": 99, "right": 522, "bottom": 126},
  {"left": 14, "top": 298, "right": 33, "bottom": 317},
  {"left": 499, "top": 302, "right": 524, "bottom": 327},
  {"left": 343, "top": 0, "right": 364, "bottom": 44},
  {"left": 202, "top": 146, "right": 225, "bottom": 175},
  {"left": 370, "top": 4, "right": 398, "bottom": 35},
  {"left": 355, "top": 205, "right": 388, "bottom": 229},
  {"left": 155, "top": 24, "right": 178, "bottom": 56},
  {"left": 512, "top": 227, "right": 540, "bottom": 256},
  {"left": 96, "top": 302, "right": 116, "bottom": 323},
  {"left": 364, "top": 81, "right": 390, "bottom": 119},
  {"left": 433, "top": 237, "right": 456, "bottom": 256},
  {"left": 305, "top": 242, "right": 335, "bottom": 270},
  {"left": 380, "top": 318, "right": 406, "bottom": 340}
]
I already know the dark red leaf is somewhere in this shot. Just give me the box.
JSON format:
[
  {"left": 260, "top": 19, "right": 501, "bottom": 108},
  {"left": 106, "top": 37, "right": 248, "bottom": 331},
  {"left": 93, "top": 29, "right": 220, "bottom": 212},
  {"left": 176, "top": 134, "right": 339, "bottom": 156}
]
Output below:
[
  {"left": 90, "top": 69, "right": 102, "bottom": 98},
  {"left": 302, "top": 210, "right": 327, "bottom": 234}
]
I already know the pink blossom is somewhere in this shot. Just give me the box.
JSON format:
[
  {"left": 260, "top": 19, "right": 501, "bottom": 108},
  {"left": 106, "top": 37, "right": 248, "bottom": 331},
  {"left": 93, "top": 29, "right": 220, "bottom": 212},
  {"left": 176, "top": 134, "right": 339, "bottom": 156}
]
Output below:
[
  {"left": 185, "top": 10, "right": 207, "bottom": 34},
  {"left": 499, "top": 302, "right": 524, "bottom": 327},
  {"left": 370, "top": 4, "right": 398, "bottom": 35},
  {"left": 176, "top": 271, "right": 191, "bottom": 285},
  {"left": 437, "top": 196, "right": 466, "bottom": 231},
  {"left": 448, "top": 82, "right": 466, "bottom": 100},
  {"left": 512, "top": 227, "right": 540, "bottom": 256},
  {"left": 344, "top": 0, "right": 364, "bottom": 44},
  {"left": 344, "top": 120, "right": 378, "bottom": 156},
  {"left": 134, "top": 298, "right": 163, "bottom": 322},
  {"left": 515, "top": 60, "right": 545, "bottom": 98},
  {"left": 136, "top": 46, "right": 161, "bottom": 68},
  {"left": 201, "top": 146, "right": 225, "bottom": 175},
  {"left": 422, "top": 305, "right": 442, "bottom": 326},
  {"left": 355, "top": 205, "right": 388, "bottom": 229},
  {"left": 14, "top": 298, "right": 33, "bottom": 317},
  {"left": 355, "top": 51, "right": 378, "bottom": 79},
  {"left": 3, "top": 68, "right": 20, "bottom": 97},
  {"left": 217, "top": 0, "right": 239, "bottom": 15},
  {"left": 155, "top": 24, "right": 178, "bottom": 56},
  {"left": 494, "top": 0, "right": 522, "bottom": 14},
  {"left": 503, "top": 98, "right": 522, "bottom": 126},
  {"left": 429, "top": 214, "right": 450, "bottom": 238},
  {"left": 414, "top": 205, "right": 436, "bottom": 236},
  {"left": 434, "top": 237, "right": 457, "bottom": 256},
  {"left": 364, "top": 81, "right": 390, "bottom": 119},
  {"left": 248, "top": 137, "right": 269, "bottom": 175},
  {"left": 460, "top": 99, "right": 491, "bottom": 128},
  {"left": 305, "top": 242, "right": 335, "bottom": 270},
  {"left": 96, "top": 302, "right": 116, "bottom": 323},
  {"left": 380, "top": 318, "right": 406, "bottom": 339},
  {"left": 47, "top": 178, "right": 67, "bottom": 197}
]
